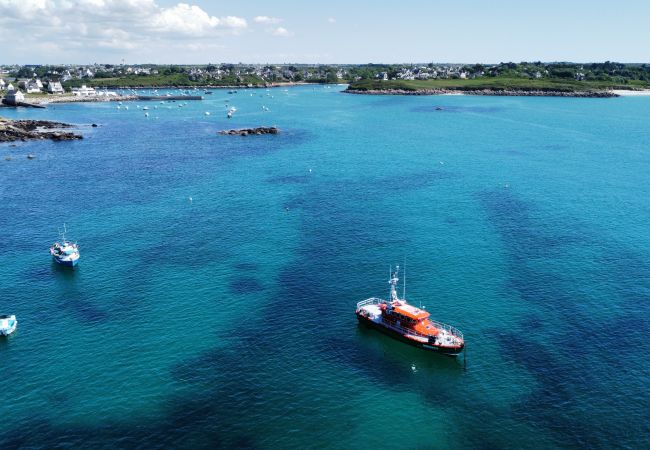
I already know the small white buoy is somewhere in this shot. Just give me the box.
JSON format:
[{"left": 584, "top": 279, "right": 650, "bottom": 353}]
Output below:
[
  {"left": 204, "top": 112, "right": 210, "bottom": 116},
  {"left": 411, "top": 363, "right": 417, "bottom": 372},
  {"left": 188, "top": 196, "right": 193, "bottom": 203},
  {"left": 309, "top": 168, "right": 312, "bottom": 173},
  {"left": 439, "top": 161, "right": 444, "bottom": 165}
]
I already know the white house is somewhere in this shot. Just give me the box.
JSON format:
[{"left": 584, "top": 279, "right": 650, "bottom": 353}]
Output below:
[
  {"left": 0, "top": 79, "right": 5, "bottom": 90},
  {"left": 47, "top": 81, "right": 64, "bottom": 94},
  {"left": 26, "top": 79, "right": 41, "bottom": 93},
  {"left": 71, "top": 84, "right": 96, "bottom": 96},
  {"left": 4, "top": 84, "right": 25, "bottom": 104}
]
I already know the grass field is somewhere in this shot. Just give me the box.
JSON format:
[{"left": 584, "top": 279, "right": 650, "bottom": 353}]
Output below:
[{"left": 348, "top": 77, "right": 650, "bottom": 92}]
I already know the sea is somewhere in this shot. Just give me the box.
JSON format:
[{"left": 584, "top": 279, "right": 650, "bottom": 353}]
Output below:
[{"left": 1, "top": 85, "right": 649, "bottom": 449}]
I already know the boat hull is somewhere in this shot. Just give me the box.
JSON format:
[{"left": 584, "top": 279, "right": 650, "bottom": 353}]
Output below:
[
  {"left": 0, "top": 326, "right": 16, "bottom": 336},
  {"left": 0, "top": 319, "right": 17, "bottom": 337},
  {"left": 357, "top": 314, "right": 463, "bottom": 356},
  {"left": 52, "top": 256, "right": 78, "bottom": 267}
]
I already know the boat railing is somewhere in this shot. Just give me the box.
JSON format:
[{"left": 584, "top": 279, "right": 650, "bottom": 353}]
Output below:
[
  {"left": 356, "top": 297, "right": 384, "bottom": 309},
  {"left": 356, "top": 297, "right": 463, "bottom": 340}
]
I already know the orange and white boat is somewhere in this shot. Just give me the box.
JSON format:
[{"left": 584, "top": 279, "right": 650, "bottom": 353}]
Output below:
[{"left": 356, "top": 266, "right": 464, "bottom": 356}]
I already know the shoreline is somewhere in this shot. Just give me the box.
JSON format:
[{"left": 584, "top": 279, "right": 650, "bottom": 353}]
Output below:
[
  {"left": 344, "top": 88, "right": 620, "bottom": 98},
  {"left": 18, "top": 82, "right": 320, "bottom": 105}
]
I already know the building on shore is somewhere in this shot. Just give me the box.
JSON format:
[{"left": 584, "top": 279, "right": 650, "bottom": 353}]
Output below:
[
  {"left": 47, "top": 81, "right": 64, "bottom": 94},
  {"left": 71, "top": 85, "right": 96, "bottom": 96},
  {"left": 26, "top": 79, "right": 42, "bottom": 93},
  {"left": 0, "top": 79, "right": 5, "bottom": 90},
  {"left": 4, "top": 83, "right": 25, "bottom": 105}
]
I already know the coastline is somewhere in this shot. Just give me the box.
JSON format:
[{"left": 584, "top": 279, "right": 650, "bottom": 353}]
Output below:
[
  {"left": 20, "top": 82, "right": 317, "bottom": 105},
  {"left": 344, "top": 88, "right": 619, "bottom": 98}
]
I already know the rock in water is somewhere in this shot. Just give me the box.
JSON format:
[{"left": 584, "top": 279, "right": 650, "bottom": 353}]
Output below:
[
  {"left": 218, "top": 126, "right": 279, "bottom": 136},
  {"left": 0, "top": 119, "right": 82, "bottom": 143}
]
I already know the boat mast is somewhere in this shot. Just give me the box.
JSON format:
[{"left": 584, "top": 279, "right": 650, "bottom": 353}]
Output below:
[
  {"left": 389, "top": 265, "right": 400, "bottom": 302},
  {"left": 403, "top": 260, "right": 406, "bottom": 301}
]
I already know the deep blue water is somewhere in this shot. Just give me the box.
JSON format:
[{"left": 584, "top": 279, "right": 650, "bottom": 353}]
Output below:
[{"left": 1, "top": 86, "right": 649, "bottom": 448}]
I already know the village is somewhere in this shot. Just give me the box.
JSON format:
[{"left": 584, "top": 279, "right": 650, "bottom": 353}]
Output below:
[{"left": 1, "top": 62, "right": 646, "bottom": 105}]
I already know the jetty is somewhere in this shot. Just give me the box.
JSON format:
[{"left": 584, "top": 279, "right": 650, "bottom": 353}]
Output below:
[{"left": 137, "top": 95, "right": 203, "bottom": 101}]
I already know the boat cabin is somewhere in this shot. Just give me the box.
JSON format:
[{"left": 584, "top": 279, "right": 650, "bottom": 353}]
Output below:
[{"left": 380, "top": 301, "right": 440, "bottom": 336}]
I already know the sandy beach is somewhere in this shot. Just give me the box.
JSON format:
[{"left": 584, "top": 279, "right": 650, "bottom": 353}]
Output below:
[{"left": 611, "top": 89, "right": 650, "bottom": 96}]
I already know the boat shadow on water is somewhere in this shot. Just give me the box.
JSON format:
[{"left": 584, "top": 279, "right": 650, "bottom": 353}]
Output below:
[
  {"left": 51, "top": 261, "right": 78, "bottom": 276},
  {"left": 0, "top": 330, "right": 17, "bottom": 346},
  {"left": 354, "top": 323, "right": 464, "bottom": 373}
]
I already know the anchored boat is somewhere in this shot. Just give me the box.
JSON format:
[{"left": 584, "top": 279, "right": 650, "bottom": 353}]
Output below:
[
  {"left": 356, "top": 266, "right": 464, "bottom": 356},
  {"left": 50, "top": 224, "right": 80, "bottom": 267},
  {"left": 0, "top": 315, "right": 17, "bottom": 336}
]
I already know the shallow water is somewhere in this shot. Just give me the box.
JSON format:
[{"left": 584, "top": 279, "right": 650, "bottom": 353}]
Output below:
[{"left": 1, "top": 86, "right": 650, "bottom": 448}]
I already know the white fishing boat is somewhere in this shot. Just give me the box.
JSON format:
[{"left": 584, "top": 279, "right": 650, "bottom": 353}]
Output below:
[
  {"left": 0, "top": 315, "right": 17, "bottom": 336},
  {"left": 50, "top": 224, "right": 80, "bottom": 267}
]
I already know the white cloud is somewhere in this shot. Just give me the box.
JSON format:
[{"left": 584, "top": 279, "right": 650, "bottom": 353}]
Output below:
[
  {"left": 152, "top": 3, "right": 247, "bottom": 36},
  {"left": 253, "top": 15, "right": 281, "bottom": 24},
  {"left": 0, "top": 0, "right": 248, "bottom": 60},
  {"left": 272, "top": 26, "right": 293, "bottom": 37},
  {"left": 327, "top": 17, "right": 336, "bottom": 23}
]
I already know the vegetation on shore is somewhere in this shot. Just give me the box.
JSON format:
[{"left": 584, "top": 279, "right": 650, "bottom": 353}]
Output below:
[
  {"left": 347, "top": 77, "right": 650, "bottom": 93},
  {"left": 347, "top": 62, "right": 650, "bottom": 93},
  {"left": 62, "top": 73, "right": 268, "bottom": 88}
]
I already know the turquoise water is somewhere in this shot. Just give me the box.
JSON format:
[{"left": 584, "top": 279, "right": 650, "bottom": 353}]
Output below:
[{"left": 1, "top": 86, "right": 649, "bottom": 448}]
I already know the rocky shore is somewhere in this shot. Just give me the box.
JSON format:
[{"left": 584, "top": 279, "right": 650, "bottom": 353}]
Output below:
[
  {"left": 218, "top": 126, "right": 279, "bottom": 136},
  {"left": 0, "top": 119, "right": 83, "bottom": 142},
  {"left": 345, "top": 88, "right": 618, "bottom": 98}
]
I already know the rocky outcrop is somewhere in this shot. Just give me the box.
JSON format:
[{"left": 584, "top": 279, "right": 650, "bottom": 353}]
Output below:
[
  {"left": 345, "top": 88, "right": 618, "bottom": 98},
  {"left": 0, "top": 119, "right": 83, "bottom": 143},
  {"left": 218, "top": 126, "right": 279, "bottom": 136}
]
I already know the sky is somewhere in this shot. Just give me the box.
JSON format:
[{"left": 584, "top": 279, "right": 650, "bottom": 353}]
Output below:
[{"left": 0, "top": 0, "right": 649, "bottom": 64}]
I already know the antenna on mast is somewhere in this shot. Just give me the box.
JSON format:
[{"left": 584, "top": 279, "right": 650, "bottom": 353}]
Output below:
[{"left": 403, "top": 258, "right": 406, "bottom": 301}]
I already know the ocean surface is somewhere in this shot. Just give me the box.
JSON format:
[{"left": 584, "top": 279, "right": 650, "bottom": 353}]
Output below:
[{"left": 1, "top": 86, "right": 649, "bottom": 448}]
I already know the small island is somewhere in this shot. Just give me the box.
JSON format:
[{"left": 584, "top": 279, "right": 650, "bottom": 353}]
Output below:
[{"left": 0, "top": 118, "right": 83, "bottom": 143}]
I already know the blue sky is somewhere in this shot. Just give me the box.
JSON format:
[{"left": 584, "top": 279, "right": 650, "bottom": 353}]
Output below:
[{"left": 0, "top": 0, "right": 648, "bottom": 64}]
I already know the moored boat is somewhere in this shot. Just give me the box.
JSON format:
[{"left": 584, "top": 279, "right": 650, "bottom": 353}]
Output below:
[
  {"left": 356, "top": 266, "right": 464, "bottom": 356},
  {"left": 0, "top": 315, "right": 17, "bottom": 336},
  {"left": 50, "top": 224, "right": 80, "bottom": 267}
]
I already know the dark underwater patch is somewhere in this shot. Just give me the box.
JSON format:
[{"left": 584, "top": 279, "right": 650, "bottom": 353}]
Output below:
[
  {"left": 234, "top": 262, "right": 258, "bottom": 271},
  {"left": 482, "top": 187, "right": 650, "bottom": 447},
  {"left": 229, "top": 277, "right": 265, "bottom": 294},
  {"left": 485, "top": 147, "right": 527, "bottom": 156},
  {"left": 412, "top": 105, "right": 505, "bottom": 114},
  {"left": 266, "top": 174, "right": 311, "bottom": 185},
  {"left": 64, "top": 298, "right": 109, "bottom": 324},
  {"left": 374, "top": 169, "right": 455, "bottom": 193}
]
